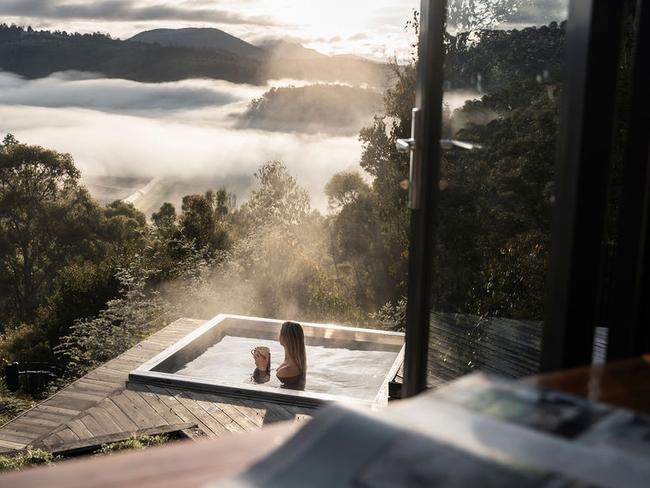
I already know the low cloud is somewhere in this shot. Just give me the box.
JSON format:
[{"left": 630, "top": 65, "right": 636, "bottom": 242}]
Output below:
[
  {"left": 0, "top": 71, "right": 246, "bottom": 112},
  {"left": 0, "top": 72, "right": 362, "bottom": 212},
  {"left": 348, "top": 33, "right": 369, "bottom": 41},
  {"left": 0, "top": 0, "right": 276, "bottom": 26}
]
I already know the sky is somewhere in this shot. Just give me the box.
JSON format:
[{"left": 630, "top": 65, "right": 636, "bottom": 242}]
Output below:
[{"left": 0, "top": 0, "right": 422, "bottom": 61}]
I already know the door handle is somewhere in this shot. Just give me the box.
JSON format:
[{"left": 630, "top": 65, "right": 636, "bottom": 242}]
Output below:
[
  {"left": 396, "top": 108, "right": 422, "bottom": 209},
  {"left": 397, "top": 110, "right": 482, "bottom": 209},
  {"left": 439, "top": 139, "right": 483, "bottom": 151}
]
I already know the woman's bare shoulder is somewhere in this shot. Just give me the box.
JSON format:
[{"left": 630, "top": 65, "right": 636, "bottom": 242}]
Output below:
[{"left": 276, "top": 363, "right": 301, "bottom": 379}]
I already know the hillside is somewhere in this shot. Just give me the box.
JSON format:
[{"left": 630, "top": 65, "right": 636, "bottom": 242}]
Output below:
[
  {"left": 259, "top": 40, "right": 327, "bottom": 60},
  {"left": 129, "top": 27, "right": 264, "bottom": 59},
  {"left": 237, "top": 84, "right": 383, "bottom": 135},
  {"left": 0, "top": 24, "right": 388, "bottom": 86},
  {"left": 0, "top": 27, "right": 264, "bottom": 84}
]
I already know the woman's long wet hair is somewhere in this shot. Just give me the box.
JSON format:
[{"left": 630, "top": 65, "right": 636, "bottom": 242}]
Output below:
[{"left": 280, "top": 321, "right": 306, "bottom": 374}]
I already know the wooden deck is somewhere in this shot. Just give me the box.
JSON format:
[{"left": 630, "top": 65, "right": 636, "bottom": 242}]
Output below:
[{"left": 0, "top": 318, "right": 315, "bottom": 455}]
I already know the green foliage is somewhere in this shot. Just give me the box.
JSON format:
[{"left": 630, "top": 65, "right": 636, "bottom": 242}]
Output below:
[
  {"left": 324, "top": 171, "right": 370, "bottom": 211},
  {"left": 324, "top": 62, "right": 415, "bottom": 311},
  {"left": 152, "top": 202, "right": 177, "bottom": 236},
  {"left": 370, "top": 298, "right": 407, "bottom": 332},
  {"left": 0, "top": 382, "right": 34, "bottom": 426},
  {"left": 179, "top": 190, "right": 231, "bottom": 255},
  {"left": 0, "top": 323, "right": 50, "bottom": 364},
  {"left": 54, "top": 260, "right": 174, "bottom": 380},
  {"left": 0, "top": 136, "right": 149, "bottom": 366},
  {"left": 0, "top": 449, "right": 54, "bottom": 473},
  {"left": 94, "top": 434, "right": 169, "bottom": 455},
  {"left": 0, "top": 138, "right": 102, "bottom": 325},
  {"left": 433, "top": 83, "right": 559, "bottom": 319},
  {"left": 0, "top": 434, "right": 168, "bottom": 473},
  {"left": 36, "top": 261, "right": 120, "bottom": 351},
  {"left": 445, "top": 23, "right": 565, "bottom": 92},
  {"left": 237, "top": 160, "right": 310, "bottom": 232}
]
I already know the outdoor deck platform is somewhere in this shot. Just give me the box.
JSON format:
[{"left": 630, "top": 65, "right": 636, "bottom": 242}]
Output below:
[{"left": 0, "top": 318, "right": 316, "bottom": 456}]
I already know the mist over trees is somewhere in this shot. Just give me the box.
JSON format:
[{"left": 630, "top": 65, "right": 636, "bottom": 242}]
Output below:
[
  {"left": 1, "top": 21, "right": 568, "bottom": 415},
  {"left": 238, "top": 84, "right": 383, "bottom": 136}
]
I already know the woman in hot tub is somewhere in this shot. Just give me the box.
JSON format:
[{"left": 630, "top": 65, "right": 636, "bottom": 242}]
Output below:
[{"left": 252, "top": 321, "right": 306, "bottom": 390}]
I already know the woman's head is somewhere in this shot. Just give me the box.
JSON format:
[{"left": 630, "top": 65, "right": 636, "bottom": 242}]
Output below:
[{"left": 279, "top": 321, "right": 306, "bottom": 373}]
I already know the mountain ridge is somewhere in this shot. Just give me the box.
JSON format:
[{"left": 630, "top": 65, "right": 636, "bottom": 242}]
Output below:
[
  {"left": 0, "top": 23, "right": 388, "bottom": 87},
  {"left": 128, "top": 27, "right": 265, "bottom": 59}
]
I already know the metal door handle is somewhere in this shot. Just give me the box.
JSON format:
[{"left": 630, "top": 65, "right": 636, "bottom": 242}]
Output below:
[
  {"left": 440, "top": 139, "right": 483, "bottom": 151},
  {"left": 395, "top": 138, "right": 483, "bottom": 154},
  {"left": 396, "top": 138, "right": 416, "bottom": 153},
  {"left": 396, "top": 108, "right": 422, "bottom": 209},
  {"left": 396, "top": 110, "right": 482, "bottom": 209}
]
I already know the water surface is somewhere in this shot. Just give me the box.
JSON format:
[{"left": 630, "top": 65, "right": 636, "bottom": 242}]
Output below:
[{"left": 175, "top": 335, "right": 398, "bottom": 400}]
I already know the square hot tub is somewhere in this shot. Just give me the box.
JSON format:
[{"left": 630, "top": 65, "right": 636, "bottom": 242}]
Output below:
[{"left": 129, "top": 314, "right": 405, "bottom": 407}]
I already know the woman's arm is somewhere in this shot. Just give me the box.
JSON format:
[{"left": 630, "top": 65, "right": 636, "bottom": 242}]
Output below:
[{"left": 252, "top": 350, "right": 270, "bottom": 371}]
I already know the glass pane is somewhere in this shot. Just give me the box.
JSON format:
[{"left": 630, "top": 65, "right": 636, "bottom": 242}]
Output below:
[{"left": 427, "top": 0, "right": 570, "bottom": 387}]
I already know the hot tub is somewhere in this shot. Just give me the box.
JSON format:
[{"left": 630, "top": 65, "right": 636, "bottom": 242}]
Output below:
[{"left": 129, "top": 314, "right": 405, "bottom": 407}]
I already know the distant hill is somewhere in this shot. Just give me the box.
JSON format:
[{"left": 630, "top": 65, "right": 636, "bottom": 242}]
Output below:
[
  {"left": 237, "top": 84, "right": 383, "bottom": 135},
  {"left": 258, "top": 40, "right": 327, "bottom": 60},
  {"left": 129, "top": 28, "right": 264, "bottom": 59},
  {"left": 0, "top": 24, "right": 387, "bottom": 87},
  {"left": 0, "top": 25, "right": 263, "bottom": 84}
]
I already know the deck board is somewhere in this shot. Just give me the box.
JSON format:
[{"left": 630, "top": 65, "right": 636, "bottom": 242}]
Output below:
[
  {"left": 145, "top": 385, "right": 221, "bottom": 436},
  {"left": 0, "top": 317, "right": 326, "bottom": 455}
]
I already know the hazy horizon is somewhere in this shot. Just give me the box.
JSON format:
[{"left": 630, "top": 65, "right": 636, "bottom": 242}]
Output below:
[{"left": 0, "top": 0, "right": 420, "bottom": 62}]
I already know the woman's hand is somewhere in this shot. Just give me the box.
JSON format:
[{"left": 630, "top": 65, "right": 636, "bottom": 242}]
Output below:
[{"left": 252, "top": 349, "right": 270, "bottom": 371}]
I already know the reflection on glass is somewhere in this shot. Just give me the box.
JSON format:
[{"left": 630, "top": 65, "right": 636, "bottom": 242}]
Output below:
[{"left": 428, "top": 0, "right": 569, "bottom": 387}]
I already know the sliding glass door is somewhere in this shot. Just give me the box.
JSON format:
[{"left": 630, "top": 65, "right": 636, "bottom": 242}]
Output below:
[{"left": 402, "top": 0, "right": 612, "bottom": 395}]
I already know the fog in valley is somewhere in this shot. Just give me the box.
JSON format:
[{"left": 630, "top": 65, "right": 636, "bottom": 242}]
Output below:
[{"left": 0, "top": 70, "right": 375, "bottom": 213}]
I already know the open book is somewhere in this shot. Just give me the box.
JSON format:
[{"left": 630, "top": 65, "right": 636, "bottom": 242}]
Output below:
[{"left": 219, "top": 373, "right": 650, "bottom": 487}]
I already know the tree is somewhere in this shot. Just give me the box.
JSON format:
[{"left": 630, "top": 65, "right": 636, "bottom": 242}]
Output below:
[
  {"left": 325, "top": 62, "right": 415, "bottom": 311},
  {"left": 179, "top": 190, "right": 231, "bottom": 255},
  {"left": 152, "top": 202, "right": 177, "bottom": 236},
  {"left": 237, "top": 160, "right": 310, "bottom": 232},
  {"left": 0, "top": 137, "right": 103, "bottom": 325},
  {"left": 324, "top": 171, "right": 370, "bottom": 211},
  {"left": 100, "top": 200, "right": 147, "bottom": 259}
]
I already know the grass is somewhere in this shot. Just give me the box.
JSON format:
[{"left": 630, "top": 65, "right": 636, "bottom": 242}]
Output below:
[
  {"left": 94, "top": 433, "right": 170, "bottom": 455},
  {"left": 0, "top": 383, "right": 34, "bottom": 427},
  {"left": 0, "top": 449, "right": 55, "bottom": 472},
  {"left": 0, "top": 434, "right": 171, "bottom": 473}
]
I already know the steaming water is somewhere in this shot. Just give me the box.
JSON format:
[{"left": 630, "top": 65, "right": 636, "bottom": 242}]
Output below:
[{"left": 175, "top": 335, "right": 398, "bottom": 401}]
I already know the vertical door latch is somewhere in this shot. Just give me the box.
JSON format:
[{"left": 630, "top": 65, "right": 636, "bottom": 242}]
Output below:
[
  {"left": 397, "top": 108, "right": 482, "bottom": 210},
  {"left": 396, "top": 108, "right": 422, "bottom": 209}
]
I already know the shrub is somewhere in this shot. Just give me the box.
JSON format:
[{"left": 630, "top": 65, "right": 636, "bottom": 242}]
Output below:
[
  {"left": 0, "top": 382, "right": 34, "bottom": 426},
  {"left": 94, "top": 434, "right": 169, "bottom": 455},
  {"left": 0, "top": 449, "right": 54, "bottom": 472}
]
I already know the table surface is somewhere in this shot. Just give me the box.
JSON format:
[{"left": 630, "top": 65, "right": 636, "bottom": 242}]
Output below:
[
  {"left": 524, "top": 354, "right": 650, "bottom": 416},
  {"left": 3, "top": 355, "right": 649, "bottom": 487}
]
